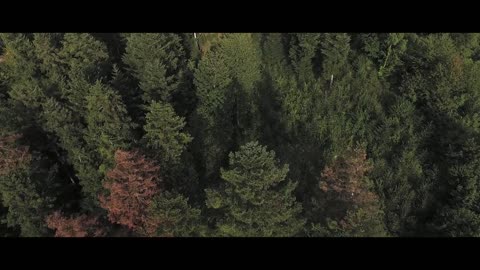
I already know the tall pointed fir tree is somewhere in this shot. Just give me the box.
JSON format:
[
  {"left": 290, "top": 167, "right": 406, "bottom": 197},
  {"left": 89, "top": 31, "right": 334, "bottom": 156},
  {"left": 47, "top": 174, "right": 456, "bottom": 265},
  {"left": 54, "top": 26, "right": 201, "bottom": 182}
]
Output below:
[
  {"left": 123, "top": 33, "right": 187, "bottom": 104},
  {"left": 84, "top": 81, "right": 133, "bottom": 174}
]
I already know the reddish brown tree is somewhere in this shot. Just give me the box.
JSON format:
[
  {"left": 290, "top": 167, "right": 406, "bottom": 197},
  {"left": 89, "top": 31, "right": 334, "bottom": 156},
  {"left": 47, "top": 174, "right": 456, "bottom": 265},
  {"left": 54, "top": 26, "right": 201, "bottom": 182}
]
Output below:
[
  {"left": 46, "top": 211, "right": 105, "bottom": 237},
  {"left": 317, "top": 148, "right": 386, "bottom": 236},
  {"left": 99, "top": 150, "right": 161, "bottom": 234},
  {"left": 0, "top": 134, "right": 31, "bottom": 176},
  {"left": 320, "top": 148, "right": 375, "bottom": 205}
]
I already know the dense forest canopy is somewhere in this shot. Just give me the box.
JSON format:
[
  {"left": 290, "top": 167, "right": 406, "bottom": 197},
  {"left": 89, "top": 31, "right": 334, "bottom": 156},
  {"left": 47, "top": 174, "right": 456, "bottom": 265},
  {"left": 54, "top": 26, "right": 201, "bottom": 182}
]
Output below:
[{"left": 1, "top": 33, "right": 480, "bottom": 237}]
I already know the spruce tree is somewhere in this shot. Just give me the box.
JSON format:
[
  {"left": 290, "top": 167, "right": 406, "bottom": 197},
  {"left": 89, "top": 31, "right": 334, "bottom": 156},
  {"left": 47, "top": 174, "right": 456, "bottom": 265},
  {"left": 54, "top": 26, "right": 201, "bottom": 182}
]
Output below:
[
  {"left": 0, "top": 134, "right": 54, "bottom": 236},
  {"left": 143, "top": 101, "right": 192, "bottom": 165},
  {"left": 123, "top": 33, "right": 187, "bottom": 104},
  {"left": 84, "top": 81, "right": 133, "bottom": 172},
  {"left": 146, "top": 191, "right": 204, "bottom": 237},
  {"left": 205, "top": 141, "right": 305, "bottom": 237}
]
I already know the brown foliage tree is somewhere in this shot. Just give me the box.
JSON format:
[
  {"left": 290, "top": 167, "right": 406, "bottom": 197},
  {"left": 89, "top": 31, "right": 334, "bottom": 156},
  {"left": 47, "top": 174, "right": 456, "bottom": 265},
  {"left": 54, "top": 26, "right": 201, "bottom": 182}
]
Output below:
[
  {"left": 320, "top": 148, "right": 375, "bottom": 205},
  {"left": 99, "top": 150, "right": 161, "bottom": 234},
  {"left": 0, "top": 134, "right": 31, "bottom": 176},
  {"left": 46, "top": 211, "right": 105, "bottom": 237},
  {"left": 317, "top": 148, "right": 386, "bottom": 236}
]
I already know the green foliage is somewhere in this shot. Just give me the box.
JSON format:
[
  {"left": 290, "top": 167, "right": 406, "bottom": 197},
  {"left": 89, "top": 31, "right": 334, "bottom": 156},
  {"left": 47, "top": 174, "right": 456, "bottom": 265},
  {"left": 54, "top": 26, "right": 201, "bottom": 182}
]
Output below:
[
  {"left": 221, "top": 33, "right": 262, "bottom": 91},
  {"left": 320, "top": 33, "right": 351, "bottom": 80},
  {"left": 41, "top": 98, "right": 102, "bottom": 204},
  {"left": 2, "top": 33, "right": 480, "bottom": 237},
  {"left": 147, "top": 191, "right": 204, "bottom": 237},
  {"left": 192, "top": 37, "right": 234, "bottom": 178},
  {"left": 0, "top": 168, "right": 53, "bottom": 236},
  {"left": 314, "top": 207, "right": 388, "bottom": 237},
  {"left": 57, "top": 33, "right": 109, "bottom": 81},
  {"left": 359, "top": 33, "right": 408, "bottom": 77},
  {"left": 370, "top": 98, "right": 431, "bottom": 235},
  {"left": 0, "top": 136, "right": 56, "bottom": 236},
  {"left": 194, "top": 45, "right": 232, "bottom": 123},
  {"left": 434, "top": 207, "right": 480, "bottom": 237},
  {"left": 84, "top": 81, "right": 133, "bottom": 170},
  {"left": 0, "top": 34, "right": 48, "bottom": 110},
  {"left": 143, "top": 101, "right": 192, "bottom": 164},
  {"left": 123, "top": 33, "right": 186, "bottom": 103},
  {"left": 288, "top": 33, "right": 321, "bottom": 83},
  {"left": 261, "top": 33, "right": 289, "bottom": 74},
  {"left": 206, "top": 141, "right": 305, "bottom": 237}
]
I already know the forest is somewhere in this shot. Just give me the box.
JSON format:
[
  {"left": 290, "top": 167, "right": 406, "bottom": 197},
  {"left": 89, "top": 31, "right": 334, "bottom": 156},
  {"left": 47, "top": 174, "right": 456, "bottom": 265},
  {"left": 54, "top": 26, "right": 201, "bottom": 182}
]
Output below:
[{"left": 1, "top": 33, "right": 480, "bottom": 237}]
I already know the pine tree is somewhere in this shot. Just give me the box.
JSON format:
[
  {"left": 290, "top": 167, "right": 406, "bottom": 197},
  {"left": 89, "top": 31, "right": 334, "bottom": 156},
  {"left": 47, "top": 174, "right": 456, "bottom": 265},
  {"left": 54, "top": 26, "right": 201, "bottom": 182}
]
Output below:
[
  {"left": 288, "top": 33, "right": 321, "bottom": 84},
  {"left": 0, "top": 202, "right": 20, "bottom": 236},
  {"left": 41, "top": 98, "right": 102, "bottom": 206},
  {"left": 56, "top": 33, "right": 110, "bottom": 116},
  {"left": 221, "top": 33, "right": 262, "bottom": 92},
  {"left": 320, "top": 33, "right": 351, "bottom": 83},
  {"left": 143, "top": 101, "right": 192, "bottom": 165},
  {"left": 192, "top": 43, "right": 234, "bottom": 178},
  {"left": 397, "top": 34, "right": 480, "bottom": 235},
  {"left": 194, "top": 45, "right": 232, "bottom": 125},
  {"left": 431, "top": 136, "right": 480, "bottom": 236},
  {"left": 145, "top": 191, "right": 204, "bottom": 237},
  {"left": 84, "top": 81, "right": 133, "bottom": 172},
  {"left": 123, "top": 33, "right": 187, "bottom": 104},
  {"left": 221, "top": 33, "right": 263, "bottom": 142},
  {"left": 310, "top": 148, "right": 387, "bottom": 237},
  {"left": 0, "top": 134, "right": 54, "bottom": 236},
  {"left": 0, "top": 33, "right": 48, "bottom": 110},
  {"left": 31, "top": 33, "right": 64, "bottom": 81},
  {"left": 261, "top": 33, "right": 290, "bottom": 76},
  {"left": 370, "top": 98, "right": 432, "bottom": 235},
  {"left": 205, "top": 141, "right": 305, "bottom": 236},
  {"left": 358, "top": 33, "right": 407, "bottom": 77},
  {"left": 57, "top": 33, "right": 109, "bottom": 80}
]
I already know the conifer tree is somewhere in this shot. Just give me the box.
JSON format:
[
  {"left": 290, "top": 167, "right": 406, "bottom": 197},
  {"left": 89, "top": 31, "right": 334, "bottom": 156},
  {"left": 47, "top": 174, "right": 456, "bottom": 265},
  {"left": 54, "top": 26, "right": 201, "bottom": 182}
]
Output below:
[
  {"left": 0, "top": 134, "right": 54, "bottom": 236},
  {"left": 143, "top": 101, "right": 192, "bottom": 165},
  {"left": 84, "top": 81, "right": 133, "bottom": 172},
  {"left": 41, "top": 98, "right": 102, "bottom": 206},
  {"left": 46, "top": 211, "right": 105, "bottom": 237},
  {"left": 310, "top": 148, "right": 387, "bottom": 237},
  {"left": 398, "top": 34, "right": 480, "bottom": 235},
  {"left": 145, "top": 191, "right": 203, "bottom": 237},
  {"left": 370, "top": 99, "right": 432, "bottom": 235},
  {"left": 205, "top": 141, "right": 305, "bottom": 237},
  {"left": 100, "top": 150, "right": 203, "bottom": 237},
  {"left": 288, "top": 33, "right": 321, "bottom": 84},
  {"left": 192, "top": 42, "right": 234, "bottom": 178},
  {"left": 123, "top": 33, "right": 187, "bottom": 104},
  {"left": 56, "top": 33, "right": 110, "bottom": 116}
]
